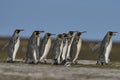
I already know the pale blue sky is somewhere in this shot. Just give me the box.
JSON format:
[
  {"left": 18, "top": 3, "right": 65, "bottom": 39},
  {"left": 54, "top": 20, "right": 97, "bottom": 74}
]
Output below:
[{"left": 0, "top": 0, "right": 120, "bottom": 41}]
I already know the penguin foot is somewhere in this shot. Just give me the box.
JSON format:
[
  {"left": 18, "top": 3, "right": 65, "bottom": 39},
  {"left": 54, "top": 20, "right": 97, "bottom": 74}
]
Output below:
[
  {"left": 44, "top": 60, "right": 47, "bottom": 63},
  {"left": 52, "top": 62, "right": 58, "bottom": 65},
  {"left": 25, "top": 59, "right": 37, "bottom": 64},
  {"left": 101, "top": 62, "right": 106, "bottom": 65},
  {"left": 96, "top": 61, "right": 100, "bottom": 65},
  {"left": 105, "top": 62, "right": 111, "bottom": 65},
  {"left": 26, "top": 61, "right": 33, "bottom": 64},
  {"left": 64, "top": 62, "right": 71, "bottom": 67},
  {"left": 34, "top": 61, "right": 38, "bottom": 64},
  {"left": 52, "top": 60, "right": 58, "bottom": 65},
  {"left": 6, "top": 60, "right": 13, "bottom": 63},
  {"left": 39, "top": 59, "right": 47, "bottom": 64},
  {"left": 61, "top": 60, "right": 66, "bottom": 65},
  {"left": 6, "top": 58, "right": 14, "bottom": 63},
  {"left": 96, "top": 61, "right": 105, "bottom": 65},
  {"left": 73, "top": 61, "right": 78, "bottom": 65},
  {"left": 27, "top": 61, "right": 38, "bottom": 64}
]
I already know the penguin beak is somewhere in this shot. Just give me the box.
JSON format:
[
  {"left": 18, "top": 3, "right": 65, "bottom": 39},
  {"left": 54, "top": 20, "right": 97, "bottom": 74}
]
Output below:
[
  {"left": 80, "top": 31, "right": 87, "bottom": 35},
  {"left": 112, "top": 32, "right": 117, "bottom": 36},
  {"left": 74, "top": 31, "right": 79, "bottom": 33},
  {"left": 81, "top": 31, "right": 87, "bottom": 34},
  {"left": 19, "top": 29, "right": 24, "bottom": 31},
  {"left": 51, "top": 34, "right": 56, "bottom": 36},
  {"left": 74, "top": 31, "right": 87, "bottom": 33},
  {"left": 39, "top": 31, "right": 45, "bottom": 33}
]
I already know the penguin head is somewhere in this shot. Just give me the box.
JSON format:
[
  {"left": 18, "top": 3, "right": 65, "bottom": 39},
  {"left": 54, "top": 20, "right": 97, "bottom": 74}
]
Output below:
[
  {"left": 45, "top": 33, "right": 56, "bottom": 37},
  {"left": 107, "top": 31, "right": 117, "bottom": 37},
  {"left": 15, "top": 29, "right": 24, "bottom": 34},
  {"left": 57, "top": 34, "right": 63, "bottom": 39},
  {"left": 63, "top": 33, "right": 68, "bottom": 38},
  {"left": 68, "top": 31, "right": 74, "bottom": 36},
  {"left": 34, "top": 31, "right": 44, "bottom": 35},
  {"left": 75, "top": 31, "right": 86, "bottom": 37}
]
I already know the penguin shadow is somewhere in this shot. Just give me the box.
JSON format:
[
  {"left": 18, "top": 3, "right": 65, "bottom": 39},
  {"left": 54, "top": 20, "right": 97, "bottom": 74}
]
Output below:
[
  {"left": 0, "top": 59, "right": 24, "bottom": 64},
  {"left": 38, "top": 61, "right": 52, "bottom": 65},
  {"left": 96, "top": 62, "right": 113, "bottom": 66},
  {"left": 1, "top": 60, "right": 21, "bottom": 64}
]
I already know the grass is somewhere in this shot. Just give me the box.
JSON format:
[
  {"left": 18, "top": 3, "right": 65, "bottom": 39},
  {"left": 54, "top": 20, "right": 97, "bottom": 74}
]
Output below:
[{"left": 0, "top": 37, "right": 120, "bottom": 62}]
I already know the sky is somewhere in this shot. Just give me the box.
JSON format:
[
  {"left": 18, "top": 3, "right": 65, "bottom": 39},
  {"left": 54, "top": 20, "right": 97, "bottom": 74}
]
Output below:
[{"left": 0, "top": 0, "right": 120, "bottom": 41}]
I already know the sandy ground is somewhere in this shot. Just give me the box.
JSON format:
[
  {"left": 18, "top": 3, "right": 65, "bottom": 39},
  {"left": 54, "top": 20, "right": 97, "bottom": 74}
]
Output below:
[{"left": 0, "top": 60, "right": 120, "bottom": 80}]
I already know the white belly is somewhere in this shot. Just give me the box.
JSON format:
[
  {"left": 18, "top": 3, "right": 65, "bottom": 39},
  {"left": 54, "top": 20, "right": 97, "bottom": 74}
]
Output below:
[
  {"left": 37, "top": 37, "right": 40, "bottom": 47},
  {"left": 57, "top": 40, "right": 63, "bottom": 64},
  {"left": 66, "top": 44, "right": 71, "bottom": 59},
  {"left": 33, "top": 49, "right": 38, "bottom": 63},
  {"left": 40, "top": 38, "right": 51, "bottom": 61},
  {"left": 66, "top": 37, "right": 74, "bottom": 58},
  {"left": 13, "top": 37, "right": 20, "bottom": 61},
  {"left": 105, "top": 39, "right": 112, "bottom": 63},
  {"left": 73, "top": 39, "right": 82, "bottom": 63},
  {"left": 62, "top": 40, "right": 68, "bottom": 60}
]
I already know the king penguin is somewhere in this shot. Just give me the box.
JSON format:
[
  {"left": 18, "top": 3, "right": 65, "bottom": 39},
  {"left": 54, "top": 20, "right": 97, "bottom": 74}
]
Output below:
[
  {"left": 66, "top": 31, "right": 75, "bottom": 62},
  {"left": 97, "top": 31, "right": 117, "bottom": 65},
  {"left": 57, "top": 34, "right": 64, "bottom": 64},
  {"left": 66, "top": 31, "right": 86, "bottom": 66},
  {"left": 6, "top": 29, "right": 24, "bottom": 62},
  {"left": 25, "top": 31, "right": 44, "bottom": 64},
  {"left": 61, "top": 33, "right": 68, "bottom": 64},
  {"left": 39, "top": 33, "right": 55, "bottom": 63},
  {"left": 52, "top": 34, "right": 63, "bottom": 65}
]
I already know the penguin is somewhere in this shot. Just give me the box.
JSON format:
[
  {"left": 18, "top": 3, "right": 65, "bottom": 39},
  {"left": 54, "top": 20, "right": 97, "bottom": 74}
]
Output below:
[
  {"left": 52, "top": 34, "right": 63, "bottom": 65},
  {"left": 25, "top": 31, "right": 44, "bottom": 64},
  {"left": 66, "top": 31, "right": 75, "bottom": 61},
  {"left": 66, "top": 31, "right": 86, "bottom": 66},
  {"left": 57, "top": 34, "right": 64, "bottom": 64},
  {"left": 3, "top": 29, "right": 24, "bottom": 62},
  {"left": 97, "top": 31, "right": 117, "bottom": 65},
  {"left": 39, "top": 33, "right": 55, "bottom": 63},
  {"left": 61, "top": 33, "right": 68, "bottom": 64}
]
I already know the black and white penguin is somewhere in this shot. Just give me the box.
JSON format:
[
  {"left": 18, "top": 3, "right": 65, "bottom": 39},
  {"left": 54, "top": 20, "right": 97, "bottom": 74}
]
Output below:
[
  {"left": 66, "top": 31, "right": 86, "bottom": 66},
  {"left": 97, "top": 31, "right": 117, "bottom": 65},
  {"left": 2, "top": 29, "right": 24, "bottom": 62},
  {"left": 61, "top": 33, "right": 68, "bottom": 64},
  {"left": 25, "top": 31, "right": 44, "bottom": 64},
  {"left": 39, "top": 33, "right": 55, "bottom": 63},
  {"left": 52, "top": 34, "right": 63, "bottom": 65},
  {"left": 66, "top": 31, "right": 75, "bottom": 62}
]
